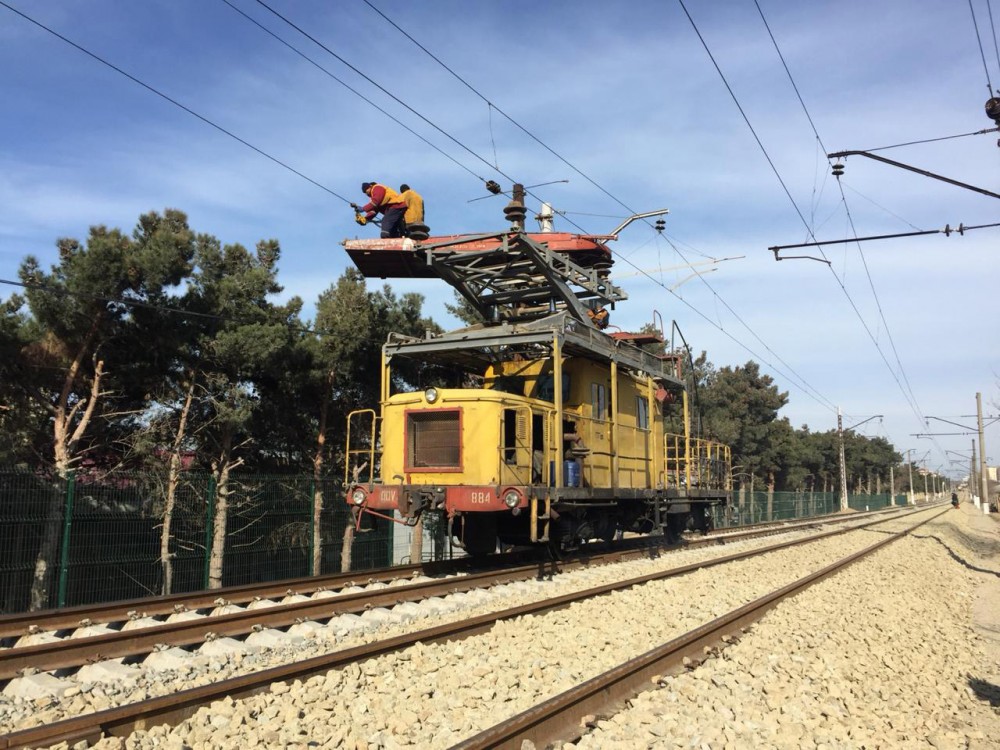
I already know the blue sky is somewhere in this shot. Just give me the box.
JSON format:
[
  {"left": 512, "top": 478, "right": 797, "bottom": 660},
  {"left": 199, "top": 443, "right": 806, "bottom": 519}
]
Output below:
[{"left": 2, "top": 0, "right": 998, "bottom": 480}]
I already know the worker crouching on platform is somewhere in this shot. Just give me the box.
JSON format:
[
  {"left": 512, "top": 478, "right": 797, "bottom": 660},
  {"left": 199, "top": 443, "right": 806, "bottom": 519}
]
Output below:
[{"left": 352, "top": 182, "right": 408, "bottom": 238}]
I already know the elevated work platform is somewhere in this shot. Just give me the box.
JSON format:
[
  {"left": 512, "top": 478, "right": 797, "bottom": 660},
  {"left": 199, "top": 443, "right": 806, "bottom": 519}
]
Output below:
[
  {"left": 343, "top": 231, "right": 613, "bottom": 279},
  {"left": 343, "top": 230, "right": 626, "bottom": 326}
]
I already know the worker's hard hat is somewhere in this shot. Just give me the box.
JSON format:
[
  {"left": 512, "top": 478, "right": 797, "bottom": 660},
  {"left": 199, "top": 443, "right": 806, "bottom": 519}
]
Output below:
[{"left": 361, "top": 182, "right": 373, "bottom": 192}]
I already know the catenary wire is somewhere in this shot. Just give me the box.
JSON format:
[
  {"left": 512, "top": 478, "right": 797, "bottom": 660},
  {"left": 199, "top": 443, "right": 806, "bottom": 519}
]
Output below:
[
  {"left": 753, "top": 0, "right": 926, "bottom": 420},
  {"left": 219, "top": 0, "right": 488, "bottom": 184},
  {"left": 969, "top": 0, "right": 996, "bottom": 93},
  {"left": 0, "top": 0, "right": 352, "bottom": 205},
  {"left": 356, "top": 0, "right": 839, "bottom": 410},
  {"left": 689, "top": 0, "right": 931, "bottom": 434},
  {"left": 989, "top": 0, "right": 1000, "bottom": 81},
  {"left": 1, "top": 1, "right": 843, "bottom": 417},
  {"left": 358, "top": 0, "right": 672, "bottom": 230}
]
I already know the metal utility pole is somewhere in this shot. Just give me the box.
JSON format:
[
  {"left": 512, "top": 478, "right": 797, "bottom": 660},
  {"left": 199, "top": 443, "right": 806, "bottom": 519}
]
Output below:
[
  {"left": 907, "top": 449, "right": 915, "bottom": 505},
  {"left": 978, "top": 392, "right": 990, "bottom": 509},
  {"left": 838, "top": 407, "right": 849, "bottom": 511},
  {"left": 889, "top": 465, "right": 895, "bottom": 505}
]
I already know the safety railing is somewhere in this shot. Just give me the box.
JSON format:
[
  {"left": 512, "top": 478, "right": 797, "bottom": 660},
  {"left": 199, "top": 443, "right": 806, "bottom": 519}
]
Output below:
[{"left": 664, "top": 434, "right": 732, "bottom": 491}]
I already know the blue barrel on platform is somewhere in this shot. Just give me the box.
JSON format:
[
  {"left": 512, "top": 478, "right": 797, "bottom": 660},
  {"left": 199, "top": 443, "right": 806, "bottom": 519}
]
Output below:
[{"left": 564, "top": 460, "right": 580, "bottom": 487}]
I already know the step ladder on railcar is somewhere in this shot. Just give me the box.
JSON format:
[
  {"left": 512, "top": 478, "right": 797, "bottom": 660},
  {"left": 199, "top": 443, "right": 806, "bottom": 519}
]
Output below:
[
  {"left": 344, "top": 409, "right": 379, "bottom": 489},
  {"left": 530, "top": 493, "right": 552, "bottom": 543}
]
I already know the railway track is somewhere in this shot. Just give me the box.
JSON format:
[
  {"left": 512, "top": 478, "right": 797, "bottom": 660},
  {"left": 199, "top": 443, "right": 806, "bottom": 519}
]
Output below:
[
  {"left": 0, "top": 504, "right": 906, "bottom": 641},
  {"left": 0, "top": 507, "right": 909, "bottom": 681},
  {"left": 454, "top": 505, "right": 950, "bottom": 749},
  {"left": 0, "top": 505, "right": 932, "bottom": 750}
]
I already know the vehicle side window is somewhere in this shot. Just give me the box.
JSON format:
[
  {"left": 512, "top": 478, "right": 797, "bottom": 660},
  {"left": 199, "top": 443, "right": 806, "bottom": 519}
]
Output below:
[
  {"left": 636, "top": 396, "right": 649, "bottom": 429},
  {"left": 537, "top": 374, "right": 570, "bottom": 402},
  {"left": 591, "top": 383, "right": 606, "bottom": 422}
]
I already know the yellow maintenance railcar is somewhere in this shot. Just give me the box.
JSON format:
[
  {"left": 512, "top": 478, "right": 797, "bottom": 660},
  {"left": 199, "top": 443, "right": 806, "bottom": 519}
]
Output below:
[{"left": 343, "top": 219, "right": 730, "bottom": 556}]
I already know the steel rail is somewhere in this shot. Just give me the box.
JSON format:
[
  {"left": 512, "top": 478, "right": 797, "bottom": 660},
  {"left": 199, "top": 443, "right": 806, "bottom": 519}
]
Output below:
[
  {"left": 0, "top": 508, "right": 912, "bottom": 679},
  {"left": 0, "top": 507, "right": 928, "bottom": 750},
  {"left": 451, "top": 507, "right": 949, "bottom": 750},
  {"left": 0, "top": 553, "right": 530, "bottom": 639}
]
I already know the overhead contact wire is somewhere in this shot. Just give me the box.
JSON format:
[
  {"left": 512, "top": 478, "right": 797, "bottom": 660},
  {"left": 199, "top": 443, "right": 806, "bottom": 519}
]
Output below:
[
  {"left": 969, "top": 0, "right": 996, "bottom": 93},
  {"left": 0, "top": 1, "right": 352, "bottom": 204},
  {"left": 715, "top": 0, "right": 931, "bottom": 429},
  {"left": 220, "top": 0, "right": 486, "bottom": 184},
  {"left": 359, "top": 0, "right": 651, "bottom": 223},
  {"left": 754, "top": 0, "right": 926, "bottom": 422},
  {"left": 358, "top": 0, "right": 837, "bottom": 411}
]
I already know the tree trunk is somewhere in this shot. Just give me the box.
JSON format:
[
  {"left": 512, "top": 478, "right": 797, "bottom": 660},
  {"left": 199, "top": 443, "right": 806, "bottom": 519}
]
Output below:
[
  {"left": 410, "top": 516, "right": 424, "bottom": 564},
  {"left": 30, "top": 339, "right": 104, "bottom": 611},
  {"left": 341, "top": 518, "right": 354, "bottom": 572},
  {"left": 161, "top": 378, "right": 195, "bottom": 595},
  {"left": 312, "top": 370, "right": 334, "bottom": 576},
  {"left": 29, "top": 481, "right": 65, "bottom": 611},
  {"left": 208, "top": 427, "right": 237, "bottom": 590}
]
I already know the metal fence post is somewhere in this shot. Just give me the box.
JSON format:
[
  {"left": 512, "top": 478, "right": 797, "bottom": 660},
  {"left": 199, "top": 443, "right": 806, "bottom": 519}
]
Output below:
[
  {"left": 203, "top": 475, "right": 216, "bottom": 590},
  {"left": 56, "top": 471, "right": 76, "bottom": 608}
]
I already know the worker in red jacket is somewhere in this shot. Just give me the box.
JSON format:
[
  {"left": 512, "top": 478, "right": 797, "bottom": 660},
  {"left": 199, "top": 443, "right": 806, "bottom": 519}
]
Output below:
[{"left": 352, "top": 182, "right": 408, "bottom": 238}]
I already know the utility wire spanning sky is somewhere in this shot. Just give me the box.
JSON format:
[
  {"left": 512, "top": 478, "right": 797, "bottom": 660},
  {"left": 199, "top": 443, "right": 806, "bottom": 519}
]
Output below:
[{"left": 1, "top": 0, "right": 998, "bottom": 478}]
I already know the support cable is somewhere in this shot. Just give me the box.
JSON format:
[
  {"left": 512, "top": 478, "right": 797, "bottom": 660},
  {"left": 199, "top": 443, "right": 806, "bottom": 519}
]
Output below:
[
  {"left": 861, "top": 128, "right": 999, "bottom": 153},
  {"left": 970, "top": 0, "right": 997, "bottom": 94},
  {"left": 358, "top": 0, "right": 660, "bottom": 227},
  {"left": 688, "top": 0, "right": 931, "bottom": 430},
  {"left": 220, "top": 0, "right": 487, "bottom": 183},
  {"left": 356, "top": 0, "right": 838, "bottom": 412},
  {"left": 989, "top": 0, "right": 1000, "bottom": 80},
  {"left": 0, "top": 0, "right": 352, "bottom": 204}
]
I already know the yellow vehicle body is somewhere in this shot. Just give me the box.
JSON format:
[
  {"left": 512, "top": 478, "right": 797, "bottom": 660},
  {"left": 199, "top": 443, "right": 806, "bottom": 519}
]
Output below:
[
  {"left": 346, "top": 344, "right": 730, "bottom": 554},
  {"left": 341, "top": 226, "right": 731, "bottom": 555}
]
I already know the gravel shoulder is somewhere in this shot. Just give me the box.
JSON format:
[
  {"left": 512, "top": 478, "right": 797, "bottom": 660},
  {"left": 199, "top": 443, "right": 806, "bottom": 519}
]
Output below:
[{"left": 575, "top": 504, "right": 1000, "bottom": 749}]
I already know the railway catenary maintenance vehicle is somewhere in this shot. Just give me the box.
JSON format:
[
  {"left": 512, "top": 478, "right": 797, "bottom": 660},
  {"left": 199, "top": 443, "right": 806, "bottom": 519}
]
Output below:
[{"left": 342, "top": 189, "right": 732, "bottom": 556}]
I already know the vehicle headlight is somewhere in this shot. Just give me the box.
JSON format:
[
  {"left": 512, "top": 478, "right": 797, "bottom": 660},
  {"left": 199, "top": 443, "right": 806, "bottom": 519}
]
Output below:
[
  {"left": 351, "top": 488, "right": 367, "bottom": 505},
  {"left": 425, "top": 387, "right": 439, "bottom": 404},
  {"left": 503, "top": 489, "right": 521, "bottom": 508}
]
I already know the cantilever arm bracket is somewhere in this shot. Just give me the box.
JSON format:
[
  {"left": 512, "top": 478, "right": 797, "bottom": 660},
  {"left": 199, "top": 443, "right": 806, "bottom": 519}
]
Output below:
[{"left": 827, "top": 150, "right": 1000, "bottom": 201}]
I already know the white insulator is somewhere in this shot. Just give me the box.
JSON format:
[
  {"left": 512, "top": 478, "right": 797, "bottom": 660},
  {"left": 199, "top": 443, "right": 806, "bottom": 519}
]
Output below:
[{"left": 536, "top": 202, "right": 554, "bottom": 233}]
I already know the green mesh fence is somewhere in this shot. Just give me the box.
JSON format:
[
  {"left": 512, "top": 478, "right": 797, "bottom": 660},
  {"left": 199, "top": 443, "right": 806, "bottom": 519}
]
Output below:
[
  {"left": 0, "top": 466, "right": 908, "bottom": 615},
  {"left": 0, "top": 468, "right": 392, "bottom": 613},
  {"left": 711, "top": 490, "right": 903, "bottom": 528}
]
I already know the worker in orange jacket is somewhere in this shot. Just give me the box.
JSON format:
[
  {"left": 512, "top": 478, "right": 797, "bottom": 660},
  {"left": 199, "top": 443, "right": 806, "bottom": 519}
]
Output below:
[
  {"left": 399, "top": 184, "right": 424, "bottom": 226},
  {"left": 352, "top": 182, "right": 408, "bottom": 238}
]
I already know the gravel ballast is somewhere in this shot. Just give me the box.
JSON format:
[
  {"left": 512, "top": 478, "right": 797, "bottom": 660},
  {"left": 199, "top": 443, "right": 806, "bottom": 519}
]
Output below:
[
  {"left": 574, "top": 504, "right": 1000, "bottom": 749},
  {"left": 0, "top": 516, "right": 891, "bottom": 735},
  {"left": 36, "top": 513, "right": 953, "bottom": 749}
]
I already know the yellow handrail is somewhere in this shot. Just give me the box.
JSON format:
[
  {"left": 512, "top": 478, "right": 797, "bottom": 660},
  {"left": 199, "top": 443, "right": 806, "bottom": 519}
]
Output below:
[{"left": 344, "top": 409, "right": 379, "bottom": 487}]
